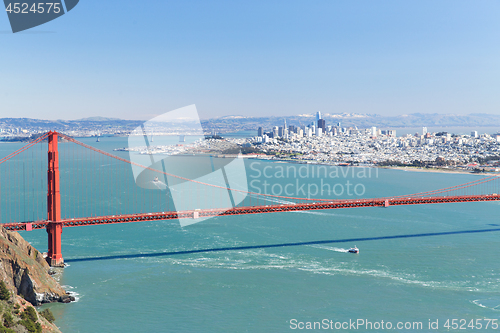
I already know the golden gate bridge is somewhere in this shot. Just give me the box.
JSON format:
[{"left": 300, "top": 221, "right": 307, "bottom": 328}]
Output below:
[{"left": 1, "top": 131, "right": 500, "bottom": 266}]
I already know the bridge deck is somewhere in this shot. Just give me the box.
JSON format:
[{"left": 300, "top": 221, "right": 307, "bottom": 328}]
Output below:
[{"left": 4, "top": 194, "right": 500, "bottom": 231}]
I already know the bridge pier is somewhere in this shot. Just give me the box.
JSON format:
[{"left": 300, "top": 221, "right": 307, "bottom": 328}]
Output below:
[
  {"left": 46, "top": 222, "right": 64, "bottom": 267},
  {"left": 47, "top": 131, "right": 64, "bottom": 267}
]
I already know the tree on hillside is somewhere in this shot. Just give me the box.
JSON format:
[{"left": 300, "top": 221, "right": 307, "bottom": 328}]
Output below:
[
  {"left": 39, "top": 309, "right": 55, "bottom": 323},
  {"left": 0, "top": 281, "right": 10, "bottom": 301}
]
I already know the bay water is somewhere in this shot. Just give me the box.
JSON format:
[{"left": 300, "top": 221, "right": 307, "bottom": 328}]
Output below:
[{"left": 1, "top": 137, "right": 499, "bottom": 332}]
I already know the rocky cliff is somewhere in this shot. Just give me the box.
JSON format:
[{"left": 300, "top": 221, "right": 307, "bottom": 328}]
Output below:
[{"left": 0, "top": 227, "right": 72, "bottom": 305}]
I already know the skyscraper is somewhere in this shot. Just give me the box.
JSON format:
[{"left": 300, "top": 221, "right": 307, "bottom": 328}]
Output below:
[
  {"left": 318, "top": 119, "right": 326, "bottom": 132},
  {"left": 316, "top": 111, "right": 321, "bottom": 123},
  {"left": 258, "top": 127, "right": 263, "bottom": 136}
]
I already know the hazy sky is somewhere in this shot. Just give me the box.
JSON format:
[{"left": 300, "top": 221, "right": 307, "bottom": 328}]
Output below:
[{"left": 1, "top": 1, "right": 499, "bottom": 120}]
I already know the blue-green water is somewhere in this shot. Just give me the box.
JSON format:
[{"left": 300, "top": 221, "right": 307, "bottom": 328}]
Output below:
[{"left": 2, "top": 137, "right": 500, "bottom": 332}]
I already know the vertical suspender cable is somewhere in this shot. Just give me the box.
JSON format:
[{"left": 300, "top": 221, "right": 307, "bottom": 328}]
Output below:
[
  {"left": 23, "top": 161, "right": 26, "bottom": 222},
  {"left": 0, "top": 159, "right": 2, "bottom": 223}
]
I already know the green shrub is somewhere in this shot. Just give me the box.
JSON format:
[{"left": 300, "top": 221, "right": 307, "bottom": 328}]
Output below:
[
  {"left": 2, "top": 312, "right": 14, "bottom": 328},
  {"left": 20, "top": 319, "right": 41, "bottom": 333},
  {"left": 21, "top": 307, "right": 38, "bottom": 323},
  {"left": 39, "top": 309, "right": 55, "bottom": 323},
  {"left": 0, "top": 325, "right": 16, "bottom": 333},
  {"left": 18, "top": 307, "right": 41, "bottom": 333},
  {"left": 0, "top": 282, "right": 10, "bottom": 301}
]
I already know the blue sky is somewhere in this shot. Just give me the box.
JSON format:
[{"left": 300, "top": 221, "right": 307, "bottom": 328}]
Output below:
[{"left": 1, "top": 0, "right": 499, "bottom": 120}]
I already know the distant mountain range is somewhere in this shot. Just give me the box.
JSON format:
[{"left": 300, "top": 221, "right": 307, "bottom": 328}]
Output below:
[
  {"left": 203, "top": 113, "right": 500, "bottom": 131},
  {"left": 2, "top": 113, "right": 500, "bottom": 134},
  {"left": 0, "top": 117, "right": 143, "bottom": 131},
  {"left": 76, "top": 116, "right": 123, "bottom": 122}
]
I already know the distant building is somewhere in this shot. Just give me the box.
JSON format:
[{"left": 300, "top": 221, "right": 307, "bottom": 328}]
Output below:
[
  {"left": 471, "top": 131, "right": 478, "bottom": 138},
  {"left": 317, "top": 119, "right": 326, "bottom": 132},
  {"left": 258, "top": 127, "right": 263, "bottom": 137},
  {"left": 316, "top": 111, "right": 322, "bottom": 123},
  {"left": 422, "top": 127, "right": 428, "bottom": 135}
]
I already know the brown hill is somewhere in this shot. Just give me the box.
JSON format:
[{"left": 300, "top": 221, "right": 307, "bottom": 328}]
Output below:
[{"left": 0, "top": 227, "right": 72, "bottom": 305}]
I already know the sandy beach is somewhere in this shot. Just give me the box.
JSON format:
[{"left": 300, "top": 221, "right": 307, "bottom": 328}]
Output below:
[{"left": 379, "top": 166, "right": 491, "bottom": 175}]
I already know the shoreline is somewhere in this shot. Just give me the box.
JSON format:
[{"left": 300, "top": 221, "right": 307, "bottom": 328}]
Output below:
[
  {"left": 378, "top": 166, "right": 485, "bottom": 175},
  {"left": 245, "top": 157, "right": 493, "bottom": 176}
]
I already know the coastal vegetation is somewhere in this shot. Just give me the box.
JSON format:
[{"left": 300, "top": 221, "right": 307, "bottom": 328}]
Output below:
[
  {"left": 39, "top": 310, "right": 55, "bottom": 324},
  {"left": 0, "top": 295, "right": 57, "bottom": 333},
  {"left": 1, "top": 274, "right": 60, "bottom": 333},
  {"left": 0, "top": 282, "right": 10, "bottom": 301}
]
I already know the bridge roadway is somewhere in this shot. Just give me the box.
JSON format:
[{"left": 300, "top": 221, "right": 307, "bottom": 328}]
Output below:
[{"left": 4, "top": 194, "right": 500, "bottom": 231}]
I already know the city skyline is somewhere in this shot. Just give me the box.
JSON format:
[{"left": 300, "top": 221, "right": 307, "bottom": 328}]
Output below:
[{"left": 1, "top": 1, "right": 500, "bottom": 120}]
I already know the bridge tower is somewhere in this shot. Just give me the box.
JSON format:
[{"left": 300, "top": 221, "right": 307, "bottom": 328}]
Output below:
[{"left": 46, "top": 131, "right": 64, "bottom": 267}]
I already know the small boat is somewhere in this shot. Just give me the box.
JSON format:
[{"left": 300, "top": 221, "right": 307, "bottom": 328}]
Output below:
[{"left": 348, "top": 246, "right": 359, "bottom": 254}]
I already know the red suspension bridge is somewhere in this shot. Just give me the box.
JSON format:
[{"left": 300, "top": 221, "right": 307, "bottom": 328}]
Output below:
[{"left": 1, "top": 131, "right": 500, "bottom": 266}]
